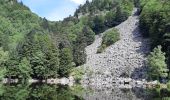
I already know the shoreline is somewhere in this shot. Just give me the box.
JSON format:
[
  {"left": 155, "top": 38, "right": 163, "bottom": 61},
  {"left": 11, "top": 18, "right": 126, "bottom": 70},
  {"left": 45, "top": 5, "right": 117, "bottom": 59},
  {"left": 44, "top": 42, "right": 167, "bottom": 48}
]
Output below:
[{"left": 1, "top": 76, "right": 75, "bottom": 86}]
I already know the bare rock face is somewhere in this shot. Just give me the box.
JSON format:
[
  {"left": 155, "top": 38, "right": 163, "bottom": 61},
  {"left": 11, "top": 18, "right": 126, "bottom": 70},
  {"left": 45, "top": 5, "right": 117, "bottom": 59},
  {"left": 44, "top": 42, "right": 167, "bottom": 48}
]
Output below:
[{"left": 82, "top": 8, "right": 150, "bottom": 91}]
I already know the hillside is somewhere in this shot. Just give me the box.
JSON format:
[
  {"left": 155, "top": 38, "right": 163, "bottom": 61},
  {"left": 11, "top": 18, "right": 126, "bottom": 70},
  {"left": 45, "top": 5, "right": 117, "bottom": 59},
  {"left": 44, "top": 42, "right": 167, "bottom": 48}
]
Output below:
[
  {"left": 83, "top": 8, "right": 150, "bottom": 87},
  {"left": 0, "top": 0, "right": 170, "bottom": 99},
  {"left": 0, "top": 0, "right": 135, "bottom": 82},
  {"left": 0, "top": 0, "right": 169, "bottom": 85}
]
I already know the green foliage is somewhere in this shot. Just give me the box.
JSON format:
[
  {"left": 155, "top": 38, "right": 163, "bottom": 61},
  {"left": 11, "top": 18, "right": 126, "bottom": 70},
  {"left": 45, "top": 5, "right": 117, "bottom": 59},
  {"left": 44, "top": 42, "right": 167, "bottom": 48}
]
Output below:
[
  {"left": 29, "top": 84, "right": 58, "bottom": 100},
  {"left": 148, "top": 46, "right": 169, "bottom": 80},
  {"left": 139, "top": 0, "right": 170, "bottom": 46},
  {"left": 102, "top": 28, "right": 120, "bottom": 46},
  {"left": 115, "top": 6, "right": 129, "bottom": 24},
  {"left": 59, "top": 48, "right": 73, "bottom": 77},
  {"left": 92, "top": 15, "right": 106, "bottom": 33},
  {"left": 18, "top": 58, "right": 32, "bottom": 82},
  {"left": 0, "top": 47, "right": 9, "bottom": 65},
  {"left": 139, "top": 0, "right": 170, "bottom": 80},
  {"left": 0, "top": 84, "right": 30, "bottom": 100},
  {"left": 134, "top": 0, "right": 140, "bottom": 7},
  {"left": 74, "top": 0, "right": 134, "bottom": 34},
  {"left": 70, "top": 84, "right": 88, "bottom": 98},
  {"left": 97, "top": 28, "right": 120, "bottom": 53},
  {"left": 105, "top": 11, "right": 116, "bottom": 27},
  {"left": 73, "top": 30, "right": 87, "bottom": 66},
  {"left": 71, "top": 67, "right": 85, "bottom": 83},
  {"left": 0, "top": 47, "right": 8, "bottom": 80},
  {"left": 97, "top": 44, "right": 107, "bottom": 53},
  {"left": 51, "top": 16, "right": 93, "bottom": 68},
  {"left": 0, "top": 83, "right": 85, "bottom": 100},
  {"left": 21, "top": 32, "right": 59, "bottom": 79},
  {"left": 0, "top": 0, "right": 134, "bottom": 81},
  {"left": 167, "top": 81, "right": 170, "bottom": 89},
  {"left": 82, "top": 26, "right": 95, "bottom": 45}
]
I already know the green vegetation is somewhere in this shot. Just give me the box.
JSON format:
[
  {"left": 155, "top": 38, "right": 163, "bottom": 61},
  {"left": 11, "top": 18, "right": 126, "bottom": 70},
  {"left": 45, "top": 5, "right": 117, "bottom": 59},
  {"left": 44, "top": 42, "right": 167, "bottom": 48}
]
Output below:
[
  {"left": 148, "top": 46, "right": 169, "bottom": 80},
  {"left": 0, "top": 84, "right": 84, "bottom": 100},
  {"left": 71, "top": 67, "right": 85, "bottom": 83},
  {"left": 75, "top": 0, "right": 134, "bottom": 34},
  {"left": 0, "top": 0, "right": 136, "bottom": 82},
  {"left": 139, "top": 0, "right": 170, "bottom": 81},
  {"left": 102, "top": 29, "right": 120, "bottom": 46},
  {"left": 0, "top": 48, "right": 8, "bottom": 80},
  {"left": 59, "top": 48, "right": 73, "bottom": 77},
  {"left": 97, "top": 28, "right": 120, "bottom": 53}
]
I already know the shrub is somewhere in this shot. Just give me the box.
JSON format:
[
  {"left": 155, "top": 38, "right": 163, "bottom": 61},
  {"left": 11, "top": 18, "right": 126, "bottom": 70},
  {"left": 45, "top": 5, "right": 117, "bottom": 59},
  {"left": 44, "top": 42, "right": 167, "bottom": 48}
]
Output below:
[
  {"left": 102, "top": 28, "right": 120, "bottom": 46},
  {"left": 97, "top": 28, "right": 120, "bottom": 53},
  {"left": 70, "top": 67, "right": 85, "bottom": 83},
  {"left": 97, "top": 44, "right": 106, "bottom": 53}
]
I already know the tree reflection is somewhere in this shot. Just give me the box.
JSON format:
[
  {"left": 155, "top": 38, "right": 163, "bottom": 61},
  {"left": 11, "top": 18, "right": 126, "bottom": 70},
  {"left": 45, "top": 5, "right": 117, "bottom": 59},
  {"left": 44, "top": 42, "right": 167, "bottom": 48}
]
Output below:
[
  {"left": 0, "top": 83, "right": 30, "bottom": 100},
  {"left": 0, "top": 83, "right": 84, "bottom": 100},
  {"left": 2, "top": 83, "right": 170, "bottom": 100}
]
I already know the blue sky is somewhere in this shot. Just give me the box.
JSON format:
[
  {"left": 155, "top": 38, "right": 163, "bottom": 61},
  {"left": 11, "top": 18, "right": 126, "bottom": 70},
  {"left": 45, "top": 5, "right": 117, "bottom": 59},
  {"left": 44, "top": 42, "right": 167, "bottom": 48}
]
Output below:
[{"left": 18, "top": 0, "right": 90, "bottom": 21}]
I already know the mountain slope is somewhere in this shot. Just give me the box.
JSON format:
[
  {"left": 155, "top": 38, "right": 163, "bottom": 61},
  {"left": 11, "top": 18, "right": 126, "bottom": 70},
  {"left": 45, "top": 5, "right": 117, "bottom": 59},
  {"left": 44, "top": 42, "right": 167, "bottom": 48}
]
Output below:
[
  {"left": 0, "top": 0, "right": 138, "bottom": 81},
  {"left": 83, "top": 8, "right": 150, "bottom": 86}
]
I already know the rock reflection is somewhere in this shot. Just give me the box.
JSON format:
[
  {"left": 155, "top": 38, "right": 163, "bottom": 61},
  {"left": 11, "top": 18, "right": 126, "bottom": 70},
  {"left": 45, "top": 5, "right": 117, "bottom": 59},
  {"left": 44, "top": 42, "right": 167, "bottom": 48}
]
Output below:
[{"left": 83, "top": 86, "right": 170, "bottom": 100}]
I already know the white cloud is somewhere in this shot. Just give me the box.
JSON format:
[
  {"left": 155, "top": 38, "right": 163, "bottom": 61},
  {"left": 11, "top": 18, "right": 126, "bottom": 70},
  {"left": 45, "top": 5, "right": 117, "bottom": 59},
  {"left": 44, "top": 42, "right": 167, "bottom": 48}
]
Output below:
[{"left": 69, "top": 0, "right": 91, "bottom": 4}]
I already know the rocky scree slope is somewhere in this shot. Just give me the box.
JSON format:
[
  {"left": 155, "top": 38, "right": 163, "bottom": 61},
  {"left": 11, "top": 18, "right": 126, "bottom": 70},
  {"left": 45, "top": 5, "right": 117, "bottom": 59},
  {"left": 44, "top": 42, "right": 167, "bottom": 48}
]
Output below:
[{"left": 82, "top": 8, "right": 150, "bottom": 86}]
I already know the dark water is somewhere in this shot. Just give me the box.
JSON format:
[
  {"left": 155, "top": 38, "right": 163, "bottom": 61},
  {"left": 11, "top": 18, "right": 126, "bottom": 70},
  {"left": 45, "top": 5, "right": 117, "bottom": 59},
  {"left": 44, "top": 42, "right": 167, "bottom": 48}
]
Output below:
[{"left": 0, "top": 84, "right": 170, "bottom": 100}]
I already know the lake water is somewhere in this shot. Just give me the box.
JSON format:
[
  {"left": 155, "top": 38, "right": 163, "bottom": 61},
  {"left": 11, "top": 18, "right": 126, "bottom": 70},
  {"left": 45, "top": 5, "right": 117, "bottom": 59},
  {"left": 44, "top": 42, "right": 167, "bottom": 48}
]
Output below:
[{"left": 0, "top": 83, "right": 169, "bottom": 100}]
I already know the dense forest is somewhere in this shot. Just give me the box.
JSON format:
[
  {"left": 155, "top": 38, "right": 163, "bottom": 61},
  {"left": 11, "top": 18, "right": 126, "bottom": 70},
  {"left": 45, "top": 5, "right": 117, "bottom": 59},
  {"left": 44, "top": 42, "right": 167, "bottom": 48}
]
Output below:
[{"left": 0, "top": 0, "right": 134, "bottom": 82}]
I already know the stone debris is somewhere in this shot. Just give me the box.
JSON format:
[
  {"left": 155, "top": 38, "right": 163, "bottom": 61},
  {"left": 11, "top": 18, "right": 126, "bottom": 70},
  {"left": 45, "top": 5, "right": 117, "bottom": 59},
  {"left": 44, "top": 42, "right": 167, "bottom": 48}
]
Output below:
[{"left": 82, "top": 8, "right": 151, "bottom": 88}]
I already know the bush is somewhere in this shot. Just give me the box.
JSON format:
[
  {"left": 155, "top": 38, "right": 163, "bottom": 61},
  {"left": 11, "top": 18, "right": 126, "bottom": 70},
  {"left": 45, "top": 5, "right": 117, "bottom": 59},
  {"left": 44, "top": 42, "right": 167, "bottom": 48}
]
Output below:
[
  {"left": 102, "top": 28, "right": 120, "bottom": 46},
  {"left": 97, "top": 28, "right": 120, "bottom": 53},
  {"left": 70, "top": 67, "right": 85, "bottom": 83},
  {"left": 97, "top": 44, "right": 106, "bottom": 53}
]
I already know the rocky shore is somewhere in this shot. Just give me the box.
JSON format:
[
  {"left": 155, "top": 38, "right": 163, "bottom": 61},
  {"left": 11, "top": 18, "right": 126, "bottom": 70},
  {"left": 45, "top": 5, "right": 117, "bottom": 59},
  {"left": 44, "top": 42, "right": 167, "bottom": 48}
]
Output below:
[{"left": 2, "top": 76, "right": 75, "bottom": 86}]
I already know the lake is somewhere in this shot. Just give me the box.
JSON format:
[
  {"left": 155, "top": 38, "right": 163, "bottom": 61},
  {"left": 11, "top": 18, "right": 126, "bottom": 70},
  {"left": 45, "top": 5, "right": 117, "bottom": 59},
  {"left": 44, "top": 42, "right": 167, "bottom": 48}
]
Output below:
[{"left": 0, "top": 83, "right": 170, "bottom": 100}]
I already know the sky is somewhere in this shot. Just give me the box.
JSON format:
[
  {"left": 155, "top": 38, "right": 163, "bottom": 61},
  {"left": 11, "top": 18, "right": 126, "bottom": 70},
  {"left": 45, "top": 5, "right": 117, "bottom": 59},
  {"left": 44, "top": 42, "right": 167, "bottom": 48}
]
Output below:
[{"left": 18, "top": 0, "right": 90, "bottom": 21}]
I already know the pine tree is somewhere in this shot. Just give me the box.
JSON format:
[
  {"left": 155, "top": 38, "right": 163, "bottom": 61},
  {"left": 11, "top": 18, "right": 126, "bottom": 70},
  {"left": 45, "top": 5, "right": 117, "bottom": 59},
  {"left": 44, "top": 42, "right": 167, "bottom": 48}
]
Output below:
[
  {"left": 82, "top": 26, "right": 95, "bottom": 45},
  {"left": 18, "top": 57, "right": 32, "bottom": 82},
  {"left": 59, "top": 48, "right": 73, "bottom": 77},
  {"left": 93, "top": 15, "right": 105, "bottom": 33},
  {"left": 148, "top": 46, "right": 169, "bottom": 80}
]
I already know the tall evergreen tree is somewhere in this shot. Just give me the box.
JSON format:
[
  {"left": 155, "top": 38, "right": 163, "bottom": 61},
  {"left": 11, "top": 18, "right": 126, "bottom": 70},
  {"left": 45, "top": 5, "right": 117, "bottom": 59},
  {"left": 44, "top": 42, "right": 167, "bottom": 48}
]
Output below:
[
  {"left": 59, "top": 48, "right": 73, "bottom": 77},
  {"left": 82, "top": 26, "right": 95, "bottom": 45},
  {"left": 148, "top": 46, "right": 169, "bottom": 80}
]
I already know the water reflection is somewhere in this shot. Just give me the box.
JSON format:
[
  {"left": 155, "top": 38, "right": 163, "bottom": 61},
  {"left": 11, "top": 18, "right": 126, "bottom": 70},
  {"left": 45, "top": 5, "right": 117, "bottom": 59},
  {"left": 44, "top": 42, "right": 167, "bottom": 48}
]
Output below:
[
  {"left": 0, "top": 83, "right": 85, "bottom": 100},
  {"left": 83, "top": 86, "right": 170, "bottom": 100},
  {"left": 0, "top": 83, "right": 170, "bottom": 100}
]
